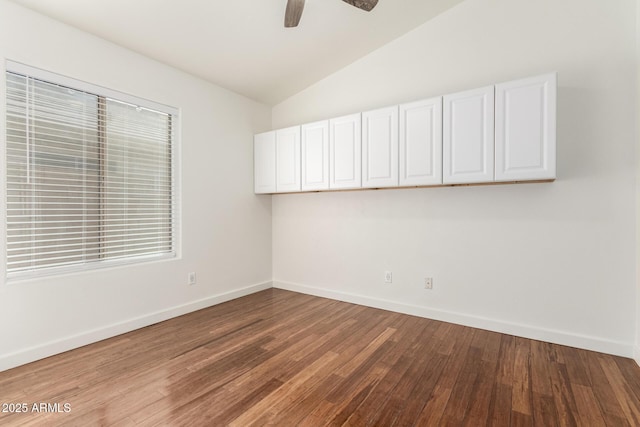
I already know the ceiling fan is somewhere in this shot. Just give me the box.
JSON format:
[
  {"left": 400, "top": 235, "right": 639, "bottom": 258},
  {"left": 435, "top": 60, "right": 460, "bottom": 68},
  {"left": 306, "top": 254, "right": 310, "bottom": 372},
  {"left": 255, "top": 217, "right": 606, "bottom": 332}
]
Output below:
[{"left": 285, "top": 0, "right": 379, "bottom": 28}]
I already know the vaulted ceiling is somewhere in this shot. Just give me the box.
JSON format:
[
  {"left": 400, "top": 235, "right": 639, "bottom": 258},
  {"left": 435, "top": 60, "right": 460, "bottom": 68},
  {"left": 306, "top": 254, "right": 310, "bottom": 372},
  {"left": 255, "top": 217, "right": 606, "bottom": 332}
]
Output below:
[{"left": 9, "top": 0, "right": 464, "bottom": 105}]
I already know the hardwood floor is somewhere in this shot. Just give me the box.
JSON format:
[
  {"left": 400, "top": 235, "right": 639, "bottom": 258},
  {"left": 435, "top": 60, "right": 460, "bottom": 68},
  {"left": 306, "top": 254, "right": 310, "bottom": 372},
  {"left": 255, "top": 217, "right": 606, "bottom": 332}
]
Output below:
[{"left": 1, "top": 288, "right": 639, "bottom": 426}]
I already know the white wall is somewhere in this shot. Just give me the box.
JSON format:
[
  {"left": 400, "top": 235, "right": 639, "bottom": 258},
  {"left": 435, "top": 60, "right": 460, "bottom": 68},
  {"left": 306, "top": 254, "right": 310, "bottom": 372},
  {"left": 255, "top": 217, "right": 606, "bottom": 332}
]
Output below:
[
  {"left": 272, "top": 0, "right": 638, "bottom": 356},
  {"left": 0, "top": 0, "right": 272, "bottom": 371}
]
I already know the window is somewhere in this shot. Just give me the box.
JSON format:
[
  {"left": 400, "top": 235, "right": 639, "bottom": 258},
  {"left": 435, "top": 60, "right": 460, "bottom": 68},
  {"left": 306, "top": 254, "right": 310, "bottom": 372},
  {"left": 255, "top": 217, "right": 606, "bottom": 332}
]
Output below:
[{"left": 5, "top": 62, "right": 178, "bottom": 279}]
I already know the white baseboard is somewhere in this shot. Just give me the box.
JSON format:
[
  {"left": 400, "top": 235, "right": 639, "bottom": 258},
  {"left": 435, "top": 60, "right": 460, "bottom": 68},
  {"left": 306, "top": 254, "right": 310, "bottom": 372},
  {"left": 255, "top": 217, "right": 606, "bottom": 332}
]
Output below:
[
  {"left": 273, "top": 280, "right": 634, "bottom": 359},
  {"left": 0, "top": 281, "right": 272, "bottom": 373},
  {"left": 4, "top": 279, "right": 634, "bottom": 373}
]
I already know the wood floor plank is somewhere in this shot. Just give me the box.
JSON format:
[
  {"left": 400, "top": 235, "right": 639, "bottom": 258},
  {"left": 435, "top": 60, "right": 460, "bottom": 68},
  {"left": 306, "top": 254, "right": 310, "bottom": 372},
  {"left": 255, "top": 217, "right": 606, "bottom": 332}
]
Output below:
[
  {"left": 369, "top": 344, "right": 440, "bottom": 425},
  {"left": 339, "top": 316, "right": 432, "bottom": 426},
  {"left": 296, "top": 398, "right": 336, "bottom": 427},
  {"left": 597, "top": 355, "right": 640, "bottom": 425},
  {"left": 529, "top": 340, "right": 558, "bottom": 425},
  {"left": 530, "top": 391, "right": 558, "bottom": 426},
  {"left": 487, "top": 382, "right": 513, "bottom": 426},
  {"left": 549, "top": 360, "right": 580, "bottom": 427},
  {"left": 486, "top": 334, "right": 516, "bottom": 426},
  {"left": 301, "top": 361, "right": 391, "bottom": 426},
  {"left": 462, "top": 355, "right": 499, "bottom": 426},
  {"left": 334, "top": 327, "right": 396, "bottom": 378},
  {"left": 530, "top": 340, "right": 553, "bottom": 396},
  {"left": 570, "top": 383, "right": 606, "bottom": 426},
  {"left": 582, "top": 351, "right": 631, "bottom": 426},
  {"left": 512, "top": 337, "right": 533, "bottom": 416},
  {"left": 413, "top": 384, "right": 452, "bottom": 426},
  {"left": 269, "top": 374, "right": 344, "bottom": 426},
  {"left": 227, "top": 350, "right": 340, "bottom": 427},
  {"left": 561, "top": 346, "right": 592, "bottom": 387},
  {"left": 511, "top": 410, "right": 534, "bottom": 427},
  {"left": 440, "top": 345, "right": 482, "bottom": 425},
  {"left": 1, "top": 288, "right": 640, "bottom": 427},
  {"left": 615, "top": 356, "right": 640, "bottom": 400},
  {"left": 325, "top": 373, "right": 381, "bottom": 427},
  {"left": 325, "top": 341, "right": 394, "bottom": 405}
]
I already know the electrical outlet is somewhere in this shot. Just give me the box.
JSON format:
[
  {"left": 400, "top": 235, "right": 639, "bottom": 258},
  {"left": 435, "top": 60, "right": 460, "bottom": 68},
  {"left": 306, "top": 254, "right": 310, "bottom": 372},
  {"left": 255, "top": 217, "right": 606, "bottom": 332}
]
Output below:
[
  {"left": 188, "top": 272, "right": 196, "bottom": 285},
  {"left": 424, "top": 277, "right": 433, "bottom": 290},
  {"left": 385, "top": 271, "right": 392, "bottom": 284}
]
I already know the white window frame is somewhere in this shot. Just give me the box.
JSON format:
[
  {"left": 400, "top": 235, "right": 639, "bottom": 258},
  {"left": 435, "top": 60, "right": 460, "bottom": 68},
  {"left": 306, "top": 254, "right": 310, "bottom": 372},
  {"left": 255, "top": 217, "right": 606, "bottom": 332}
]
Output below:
[{"left": 2, "top": 60, "right": 181, "bottom": 283}]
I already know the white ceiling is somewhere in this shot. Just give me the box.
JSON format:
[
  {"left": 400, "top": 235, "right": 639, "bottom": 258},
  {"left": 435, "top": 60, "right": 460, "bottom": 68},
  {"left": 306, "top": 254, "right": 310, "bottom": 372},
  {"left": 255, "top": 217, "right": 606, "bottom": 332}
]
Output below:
[{"left": 9, "top": 0, "right": 464, "bottom": 105}]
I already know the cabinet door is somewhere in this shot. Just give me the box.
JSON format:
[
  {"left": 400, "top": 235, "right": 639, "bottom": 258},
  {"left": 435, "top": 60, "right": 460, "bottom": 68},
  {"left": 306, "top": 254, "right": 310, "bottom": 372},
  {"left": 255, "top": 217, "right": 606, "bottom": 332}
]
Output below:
[
  {"left": 495, "top": 73, "right": 556, "bottom": 181},
  {"left": 330, "top": 113, "right": 361, "bottom": 189},
  {"left": 362, "top": 106, "right": 399, "bottom": 188},
  {"left": 399, "top": 97, "right": 442, "bottom": 186},
  {"left": 254, "top": 131, "right": 276, "bottom": 194},
  {"left": 276, "top": 126, "right": 301, "bottom": 193},
  {"left": 443, "top": 86, "right": 495, "bottom": 184},
  {"left": 301, "top": 120, "right": 329, "bottom": 191}
]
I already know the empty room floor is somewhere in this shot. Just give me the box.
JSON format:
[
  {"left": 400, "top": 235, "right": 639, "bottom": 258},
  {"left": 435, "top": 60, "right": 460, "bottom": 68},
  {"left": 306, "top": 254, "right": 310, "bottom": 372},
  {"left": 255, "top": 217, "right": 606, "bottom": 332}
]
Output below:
[{"left": 1, "top": 288, "right": 639, "bottom": 426}]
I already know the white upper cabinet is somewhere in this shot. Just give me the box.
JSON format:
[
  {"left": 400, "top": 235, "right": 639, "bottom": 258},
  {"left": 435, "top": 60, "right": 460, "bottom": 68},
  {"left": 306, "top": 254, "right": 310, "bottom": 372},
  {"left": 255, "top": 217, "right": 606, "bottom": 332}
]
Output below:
[
  {"left": 254, "top": 131, "right": 276, "bottom": 194},
  {"left": 255, "top": 72, "right": 556, "bottom": 195},
  {"left": 443, "top": 86, "right": 495, "bottom": 184},
  {"left": 276, "top": 126, "right": 301, "bottom": 193},
  {"left": 495, "top": 73, "right": 557, "bottom": 181},
  {"left": 301, "top": 120, "right": 330, "bottom": 191},
  {"left": 362, "top": 106, "right": 399, "bottom": 188},
  {"left": 330, "top": 113, "right": 362, "bottom": 190},
  {"left": 399, "top": 97, "right": 443, "bottom": 186}
]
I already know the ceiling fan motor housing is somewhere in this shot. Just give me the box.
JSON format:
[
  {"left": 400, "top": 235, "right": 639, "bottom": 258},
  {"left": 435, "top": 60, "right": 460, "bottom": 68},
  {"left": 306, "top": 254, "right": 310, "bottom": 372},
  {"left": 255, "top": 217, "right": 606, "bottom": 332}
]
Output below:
[{"left": 285, "top": 0, "right": 379, "bottom": 28}]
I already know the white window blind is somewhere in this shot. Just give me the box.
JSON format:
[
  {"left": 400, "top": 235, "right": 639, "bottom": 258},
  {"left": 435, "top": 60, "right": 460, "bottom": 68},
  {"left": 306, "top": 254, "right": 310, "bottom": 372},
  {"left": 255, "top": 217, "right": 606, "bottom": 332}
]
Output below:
[{"left": 5, "top": 64, "right": 177, "bottom": 279}]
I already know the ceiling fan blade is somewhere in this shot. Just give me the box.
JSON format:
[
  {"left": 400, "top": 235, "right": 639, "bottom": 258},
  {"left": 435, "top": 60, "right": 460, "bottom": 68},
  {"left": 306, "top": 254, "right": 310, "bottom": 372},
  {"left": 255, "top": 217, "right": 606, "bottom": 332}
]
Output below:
[
  {"left": 285, "top": 0, "right": 305, "bottom": 27},
  {"left": 342, "top": 0, "right": 379, "bottom": 12}
]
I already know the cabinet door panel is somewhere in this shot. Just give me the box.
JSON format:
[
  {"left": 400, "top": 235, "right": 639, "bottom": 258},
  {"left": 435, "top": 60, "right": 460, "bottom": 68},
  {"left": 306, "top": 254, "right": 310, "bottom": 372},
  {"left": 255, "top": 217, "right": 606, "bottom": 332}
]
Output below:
[
  {"left": 276, "top": 126, "right": 301, "bottom": 193},
  {"left": 443, "top": 86, "right": 495, "bottom": 184},
  {"left": 301, "top": 121, "right": 329, "bottom": 191},
  {"left": 399, "top": 97, "right": 442, "bottom": 186},
  {"left": 330, "top": 113, "right": 361, "bottom": 189},
  {"left": 254, "top": 131, "right": 276, "bottom": 194},
  {"left": 495, "top": 73, "right": 556, "bottom": 181},
  {"left": 362, "top": 106, "right": 398, "bottom": 188}
]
